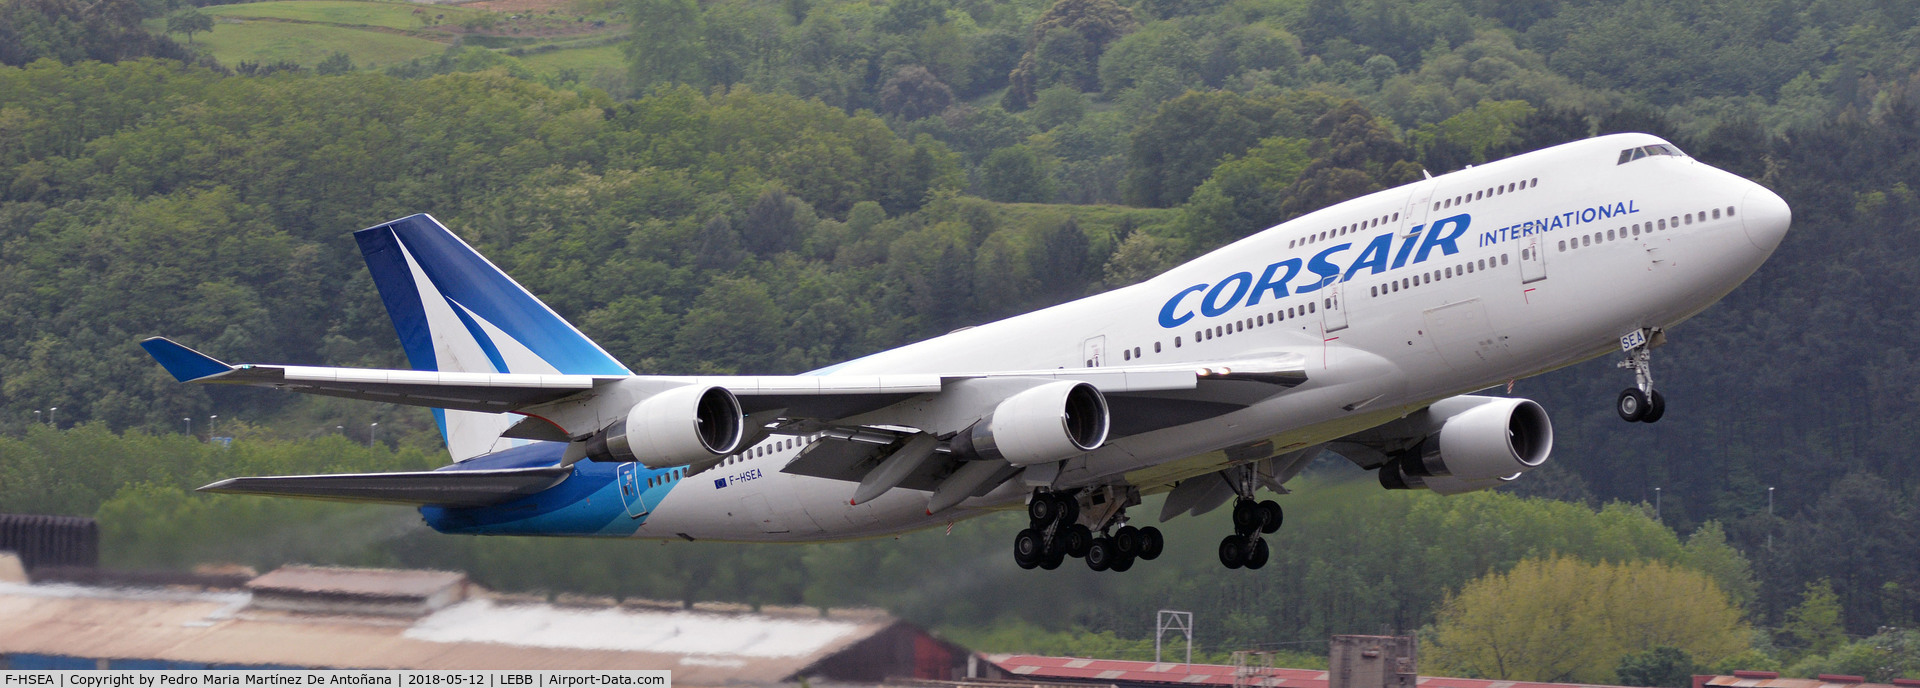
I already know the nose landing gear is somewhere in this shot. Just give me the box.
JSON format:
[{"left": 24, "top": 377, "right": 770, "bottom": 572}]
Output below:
[{"left": 1616, "top": 328, "right": 1666, "bottom": 423}]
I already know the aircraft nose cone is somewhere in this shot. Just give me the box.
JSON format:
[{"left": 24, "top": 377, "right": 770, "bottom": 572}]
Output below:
[{"left": 1740, "top": 185, "right": 1791, "bottom": 253}]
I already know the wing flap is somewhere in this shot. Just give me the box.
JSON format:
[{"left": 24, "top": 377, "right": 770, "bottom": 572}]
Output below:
[{"left": 198, "top": 465, "right": 572, "bottom": 507}]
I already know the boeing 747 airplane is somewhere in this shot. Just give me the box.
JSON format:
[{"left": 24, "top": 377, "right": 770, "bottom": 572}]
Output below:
[{"left": 143, "top": 133, "right": 1791, "bottom": 571}]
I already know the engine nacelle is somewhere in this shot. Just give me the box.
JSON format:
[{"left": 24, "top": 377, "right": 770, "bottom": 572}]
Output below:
[
  {"left": 583, "top": 385, "right": 744, "bottom": 468},
  {"left": 1380, "top": 397, "right": 1553, "bottom": 493},
  {"left": 949, "top": 381, "right": 1109, "bottom": 466}
]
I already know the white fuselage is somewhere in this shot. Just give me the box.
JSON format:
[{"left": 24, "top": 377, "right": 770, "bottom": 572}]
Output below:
[{"left": 633, "top": 133, "right": 1791, "bottom": 542}]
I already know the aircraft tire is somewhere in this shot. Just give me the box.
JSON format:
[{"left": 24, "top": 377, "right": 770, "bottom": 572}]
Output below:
[
  {"left": 1231, "top": 499, "right": 1262, "bottom": 534},
  {"left": 1086, "top": 538, "right": 1115, "bottom": 571},
  {"left": 1617, "top": 388, "right": 1649, "bottom": 422},
  {"left": 1245, "top": 537, "right": 1270, "bottom": 570},
  {"left": 1115, "top": 526, "right": 1141, "bottom": 556},
  {"left": 1065, "top": 524, "right": 1094, "bottom": 557},
  {"left": 1138, "top": 527, "right": 1164, "bottom": 560},
  {"left": 1258, "top": 500, "right": 1283, "bottom": 534},
  {"left": 1056, "top": 494, "right": 1079, "bottom": 525},
  {"left": 1642, "top": 390, "right": 1666, "bottom": 423},
  {"left": 1219, "top": 534, "right": 1246, "bottom": 569},
  {"left": 1039, "top": 549, "right": 1065, "bottom": 570},
  {"left": 1014, "top": 528, "right": 1044, "bottom": 569},
  {"left": 1028, "top": 495, "right": 1058, "bottom": 525},
  {"left": 1110, "top": 551, "right": 1135, "bottom": 572}
]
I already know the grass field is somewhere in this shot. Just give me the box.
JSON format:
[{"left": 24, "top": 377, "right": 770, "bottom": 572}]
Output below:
[
  {"left": 202, "top": 1, "right": 479, "bottom": 30},
  {"left": 517, "top": 43, "right": 623, "bottom": 76},
  {"left": 179, "top": 19, "right": 447, "bottom": 68}
]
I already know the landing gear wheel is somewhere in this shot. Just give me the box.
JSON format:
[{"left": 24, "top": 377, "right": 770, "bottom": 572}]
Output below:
[
  {"left": 1028, "top": 494, "right": 1060, "bottom": 524},
  {"left": 1056, "top": 495, "right": 1079, "bottom": 525},
  {"left": 1138, "top": 527, "right": 1164, "bottom": 560},
  {"left": 1617, "top": 388, "right": 1649, "bottom": 422},
  {"left": 1086, "top": 538, "right": 1114, "bottom": 571},
  {"left": 1014, "top": 529, "right": 1043, "bottom": 569},
  {"left": 1115, "top": 526, "right": 1141, "bottom": 556},
  {"left": 1232, "top": 499, "right": 1262, "bottom": 534},
  {"left": 1219, "top": 534, "right": 1246, "bottom": 569},
  {"left": 1642, "top": 389, "right": 1666, "bottom": 423},
  {"left": 1244, "top": 537, "right": 1270, "bottom": 570},
  {"left": 1110, "top": 551, "right": 1135, "bottom": 572},
  {"left": 1039, "top": 549, "right": 1064, "bottom": 570},
  {"left": 1258, "top": 500, "right": 1283, "bottom": 534},
  {"left": 1064, "top": 524, "right": 1093, "bottom": 557}
]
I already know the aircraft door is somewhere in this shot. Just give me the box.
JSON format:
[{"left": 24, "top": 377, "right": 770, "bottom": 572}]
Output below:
[
  {"left": 1082, "top": 336, "right": 1106, "bottom": 367},
  {"left": 1401, "top": 179, "right": 1436, "bottom": 237},
  {"left": 740, "top": 493, "right": 790, "bottom": 533},
  {"left": 616, "top": 463, "right": 649, "bottom": 518},
  {"left": 1519, "top": 235, "right": 1547, "bottom": 283},
  {"left": 1321, "top": 283, "right": 1349, "bottom": 332}
]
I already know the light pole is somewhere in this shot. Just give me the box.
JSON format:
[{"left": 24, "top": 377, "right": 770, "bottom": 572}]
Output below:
[
  {"left": 1767, "top": 486, "right": 1775, "bottom": 551},
  {"left": 34, "top": 410, "right": 40, "bottom": 426},
  {"left": 209, "top": 415, "right": 218, "bottom": 436},
  {"left": 183, "top": 417, "right": 192, "bottom": 436},
  {"left": 48, "top": 407, "right": 57, "bottom": 428},
  {"left": 1654, "top": 487, "right": 1662, "bottom": 521},
  {"left": 369, "top": 422, "right": 379, "bottom": 447}
]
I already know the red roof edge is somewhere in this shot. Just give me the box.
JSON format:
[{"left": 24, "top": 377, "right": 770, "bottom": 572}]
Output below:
[
  {"left": 1816, "top": 676, "right": 1866, "bottom": 684},
  {"left": 1888, "top": 679, "right": 1920, "bottom": 687},
  {"left": 1733, "top": 671, "right": 1781, "bottom": 679}
]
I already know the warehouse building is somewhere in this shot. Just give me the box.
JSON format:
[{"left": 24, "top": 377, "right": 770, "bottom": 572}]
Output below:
[{"left": 0, "top": 552, "right": 971, "bottom": 683}]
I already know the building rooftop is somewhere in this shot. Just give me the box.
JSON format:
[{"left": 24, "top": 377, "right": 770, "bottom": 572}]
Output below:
[
  {"left": 0, "top": 559, "right": 967, "bottom": 684},
  {"left": 983, "top": 655, "right": 1619, "bottom": 688}
]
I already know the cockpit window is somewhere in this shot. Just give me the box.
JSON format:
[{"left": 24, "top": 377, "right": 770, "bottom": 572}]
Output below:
[{"left": 1617, "top": 144, "right": 1687, "bottom": 164}]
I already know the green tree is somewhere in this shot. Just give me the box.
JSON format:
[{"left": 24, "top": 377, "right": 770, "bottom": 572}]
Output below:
[
  {"left": 879, "top": 65, "right": 955, "bottom": 121},
  {"left": 315, "top": 51, "right": 354, "bottom": 75},
  {"left": 1429, "top": 557, "right": 1750, "bottom": 683},
  {"left": 978, "top": 145, "right": 1054, "bottom": 203},
  {"left": 165, "top": 7, "right": 212, "bottom": 44},
  {"left": 1616, "top": 647, "right": 1702, "bottom": 688},
  {"left": 624, "top": 0, "right": 705, "bottom": 90},
  {"left": 1005, "top": 0, "right": 1137, "bottom": 106},
  {"left": 1781, "top": 580, "right": 1846, "bottom": 660}
]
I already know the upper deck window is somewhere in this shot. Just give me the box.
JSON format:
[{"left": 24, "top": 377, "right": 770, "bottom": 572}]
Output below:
[{"left": 1617, "top": 144, "right": 1686, "bottom": 164}]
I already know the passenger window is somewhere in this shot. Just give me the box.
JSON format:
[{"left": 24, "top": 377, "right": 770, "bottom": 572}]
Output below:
[
  {"left": 1154, "top": 342, "right": 1162, "bottom": 353},
  {"left": 1371, "top": 286, "right": 1377, "bottom": 297},
  {"left": 1530, "top": 178, "right": 1538, "bottom": 187},
  {"left": 1607, "top": 230, "right": 1615, "bottom": 241},
  {"left": 1444, "top": 267, "right": 1452, "bottom": 278},
  {"left": 1685, "top": 214, "right": 1693, "bottom": 225},
  {"left": 1712, "top": 208, "right": 1721, "bottom": 219},
  {"left": 1559, "top": 240, "right": 1567, "bottom": 251},
  {"left": 1727, "top": 206, "right": 1736, "bottom": 216},
  {"left": 1309, "top": 303, "right": 1316, "bottom": 313},
  {"left": 1500, "top": 254, "right": 1509, "bottom": 265},
  {"left": 1123, "top": 349, "right": 1130, "bottom": 361},
  {"left": 1175, "top": 337, "right": 1182, "bottom": 347},
  {"left": 1581, "top": 236, "right": 1590, "bottom": 247}
]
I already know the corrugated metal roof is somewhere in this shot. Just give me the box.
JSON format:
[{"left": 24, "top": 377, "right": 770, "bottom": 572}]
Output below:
[
  {"left": 248, "top": 566, "right": 466, "bottom": 599},
  {"left": 984, "top": 655, "right": 1617, "bottom": 688},
  {"left": 0, "top": 578, "right": 897, "bottom": 682},
  {"left": 1705, "top": 676, "right": 1910, "bottom": 688}
]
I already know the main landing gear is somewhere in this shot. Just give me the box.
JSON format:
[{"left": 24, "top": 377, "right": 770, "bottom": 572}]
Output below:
[
  {"left": 1218, "top": 498, "right": 1281, "bottom": 569},
  {"left": 1616, "top": 328, "right": 1666, "bottom": 424},
  {"left": 1014, "top": 489, "right": 1163, "bottom": 572}
]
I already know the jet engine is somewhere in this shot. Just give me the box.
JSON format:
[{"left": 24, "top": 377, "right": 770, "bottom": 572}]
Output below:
[
  {"left": 583, "top": 385, "right": 744, "bottom": 467},
  {"left": 949, "top": 381, "right": 1109, "bottom": 466},
  {"left": 1379, "top": 397, "right": 1552, "bottom": 495}
]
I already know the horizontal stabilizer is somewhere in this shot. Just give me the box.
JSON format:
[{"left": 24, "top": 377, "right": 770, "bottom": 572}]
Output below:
[
  {"left": 141, "top": 337, "right": 234, "bottom": 382},
  {"left": 198, "top": 465, "right": 571, "bottom": 507}
]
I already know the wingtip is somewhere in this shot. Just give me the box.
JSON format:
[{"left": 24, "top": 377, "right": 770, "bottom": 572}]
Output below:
[{"left": 140, "top": 337, "right": 232, "bottom": 382}]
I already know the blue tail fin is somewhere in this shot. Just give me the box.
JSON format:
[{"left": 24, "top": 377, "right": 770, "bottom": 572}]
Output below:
[{"left": 355, "top": 214, "right": 630, "bottom": 460}]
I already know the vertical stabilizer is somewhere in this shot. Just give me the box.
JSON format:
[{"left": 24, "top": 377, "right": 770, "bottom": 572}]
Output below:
[{"left": 355, "top": 214, "right": 630, "bottom": 461}]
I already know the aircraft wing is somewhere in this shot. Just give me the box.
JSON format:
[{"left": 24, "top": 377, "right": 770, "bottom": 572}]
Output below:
[
  {"left": 145, "top": 336, "right": 1306, "bottom": 418},
  {"left": 198, "top": 465, "right": 572, "bottom": 507}
]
